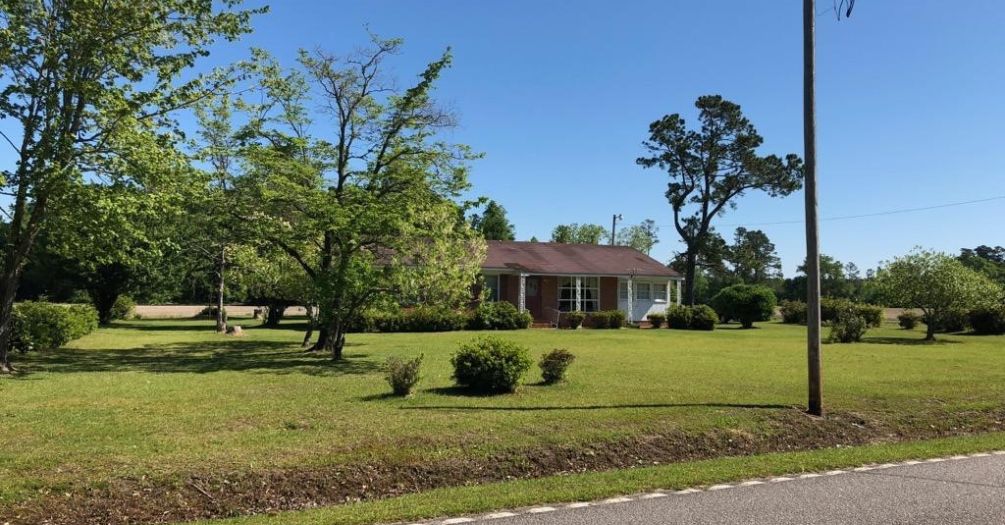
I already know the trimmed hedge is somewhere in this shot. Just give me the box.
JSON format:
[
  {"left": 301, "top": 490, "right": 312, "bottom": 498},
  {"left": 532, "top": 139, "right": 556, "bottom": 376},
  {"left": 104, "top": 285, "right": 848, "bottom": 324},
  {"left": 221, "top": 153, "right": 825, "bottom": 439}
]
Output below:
[
  {"left": 12, "top": 301, "right": 99, "bottom": 352},
  {"left": 539, "top": 348, "right": 576, "bottom": 384},
  {"left": 666, "top": 305, "right": 692, "bottom": 329},
  {"left": 565, "top": 311, "right": 586, "bottom": 329},
  {"left": 780, "top": 299, "right": 883, "bottom": 328},
  {"left": 585, "top": 310, "right": 625, "bottom": 329},
  {"left": 666, "top": 304, "right": 717, "bottom": 330},
  {"left": 110, "top": 295, "right": 136, "bottom": 321},
  {"left": 779, "top": 300, "right": 807, "bottom": 324},
  {"left": 646, "top": 312, "right": 666, "bottom": 328},
  {"left": 968, "top": 306, "right": 1005, "bottom": 335},
  {"left": 709, "top": 284, "right": 776, "bottom": 328},
  {"left": 451, "top": 337, "right": 532, "bottom": 393},
  {"left": 365, "top": 306, "right": 469, "bottom": 333},
  {"left": 469, "top": 301, "right": 533, "bottom": 330}
]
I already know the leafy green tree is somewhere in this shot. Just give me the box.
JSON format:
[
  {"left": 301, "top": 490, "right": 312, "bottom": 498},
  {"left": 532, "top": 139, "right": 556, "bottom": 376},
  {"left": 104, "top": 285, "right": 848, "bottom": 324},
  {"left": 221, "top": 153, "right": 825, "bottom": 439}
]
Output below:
[
  {"left": 470, "top": 200, "right": 516, "bottom": 241},
  {"left": 959, "top": 245, "right": 1005, "bottom": 287},
  {"left": 241, "top": 39, "right": 484, "bottom": 360},
  {"left": 550, "top": 223, "right": 606, "bottom": 244},
  {"left": 727, "top": 227, "right": 781, "bottom": 284},
  {"left": 616, "top": 219, "right": 659, "bottom": 254},
  {"left": 0, "top": 1, "right": 261, "bottom": 371},
  {"left": 878, "top": 249, "right": 1002, "bottom": 341},
  {"left": 637, "top": 95, "right": 803, "bottom": 305}
]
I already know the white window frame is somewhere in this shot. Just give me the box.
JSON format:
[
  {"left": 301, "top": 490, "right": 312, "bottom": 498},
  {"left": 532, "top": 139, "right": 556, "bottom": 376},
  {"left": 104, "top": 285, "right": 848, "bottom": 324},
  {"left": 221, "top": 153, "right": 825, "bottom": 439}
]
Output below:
[
  {"left": 618, "top": 281, "right": 628, "bottom": 300},
  {"left": 484, "top": 274, "right": 500, "bottom": 302},
  {"left": 654, "top": 282, "right": 667, "bottom": 303},
  {"left": 636, "top": 282, "right": 652, "bottom": 300},
  {"left": 559, "top": 276, "right": 600, "bottom": 312}
]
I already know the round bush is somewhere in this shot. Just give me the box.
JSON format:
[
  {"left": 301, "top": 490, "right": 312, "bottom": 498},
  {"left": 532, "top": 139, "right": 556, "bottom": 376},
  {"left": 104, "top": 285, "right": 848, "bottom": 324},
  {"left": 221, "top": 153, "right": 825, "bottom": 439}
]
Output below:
[
  {"left": 897, "top": 311, "right": 921, "bottom": 330},
  {"left": 451, "top": 337, "right": 532, "bottom": 393},
  {"left": 689, "top": 305, "right": 719, "bottom": 331},
  {"left": 646, "top": 312, "right": 666, "bottom": 328},
  {"left": 385, "top": 354, "right": 423, "bottom": 396},
  {"left": 539, "top": 348, "right": 576, "bottom": 384},
  {"left": 666, "top": 305, "right": 692, "bottom": 329},
  {"left": 828, "top": 313, "right": 868, "bottom": 343},
  {"left": 854, "top": 304, "right": 884, "bottom": 328},
  {"left": 12, "top": 301, "right": 99, "bottom": 351},
  {"left": 110, "top": 295, "right": 136, "bottom": 321},
  {"left": 968, "top": 306, "right": 1005, "bottom": 335},
  {"left": 605, "top": 310, "right": 626, "bottom": 329},
  {"left": 779, "top": 300, "right": 807, "bottom": 324},
  {"left": 565, "top": 311, "right": 585, "bottom": 329},
  {"left": 710, "top": 284, "right": 776, "bottom": 328}
]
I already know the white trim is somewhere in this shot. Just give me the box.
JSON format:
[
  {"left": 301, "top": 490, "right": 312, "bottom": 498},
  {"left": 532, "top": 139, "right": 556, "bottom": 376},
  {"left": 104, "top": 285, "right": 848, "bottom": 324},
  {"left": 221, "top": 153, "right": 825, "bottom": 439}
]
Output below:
[{"left": 518, "top": 273, "right": 527, "bottom": 312}]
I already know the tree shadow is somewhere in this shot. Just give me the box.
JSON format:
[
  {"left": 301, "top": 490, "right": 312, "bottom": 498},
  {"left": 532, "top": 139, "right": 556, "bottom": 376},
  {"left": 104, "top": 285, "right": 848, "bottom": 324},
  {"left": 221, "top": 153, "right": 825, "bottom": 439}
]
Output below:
[
  {"left": 402, "top": 401, "right": 793, "bottom": 411},
  {"left": 863, "top": 336, "right": 960, "bottom": 346},
  {"left": 423, "top": 386, "right": 519, "bottom": 398},
  {"left": 15, "top": 340, "right": 380, "bottom": 377}
]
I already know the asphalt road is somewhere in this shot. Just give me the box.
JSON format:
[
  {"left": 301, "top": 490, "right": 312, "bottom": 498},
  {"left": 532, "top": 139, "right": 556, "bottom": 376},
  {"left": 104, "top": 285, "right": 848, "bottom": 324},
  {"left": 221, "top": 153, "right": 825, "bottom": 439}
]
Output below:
[{"left": 480, "top": 454, "right": 1005, "bottom": 525}]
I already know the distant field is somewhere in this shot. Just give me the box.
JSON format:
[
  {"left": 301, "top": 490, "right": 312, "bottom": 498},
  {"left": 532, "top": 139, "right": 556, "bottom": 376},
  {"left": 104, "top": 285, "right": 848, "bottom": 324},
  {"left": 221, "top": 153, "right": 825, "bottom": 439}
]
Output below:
[
  {"left": 2, "top": 319, "right": 1003, "bottom": 524},
  {"left": 135, "top": 304, "right": 307, "bottom": 318}
]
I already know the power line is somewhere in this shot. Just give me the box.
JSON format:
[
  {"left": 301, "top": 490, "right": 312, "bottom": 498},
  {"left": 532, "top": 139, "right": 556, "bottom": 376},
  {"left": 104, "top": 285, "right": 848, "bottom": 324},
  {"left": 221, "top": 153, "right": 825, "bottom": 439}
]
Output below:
[{"left": 660, "top": 195, "right": 1005, "bottom": 229}]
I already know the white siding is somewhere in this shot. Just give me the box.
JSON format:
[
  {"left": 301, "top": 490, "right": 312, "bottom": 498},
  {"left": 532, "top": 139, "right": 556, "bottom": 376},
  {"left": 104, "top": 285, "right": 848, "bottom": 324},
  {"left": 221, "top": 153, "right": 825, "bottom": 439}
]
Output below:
[{"left": 618, "top": 278, "right": 674, "bottom": 322}]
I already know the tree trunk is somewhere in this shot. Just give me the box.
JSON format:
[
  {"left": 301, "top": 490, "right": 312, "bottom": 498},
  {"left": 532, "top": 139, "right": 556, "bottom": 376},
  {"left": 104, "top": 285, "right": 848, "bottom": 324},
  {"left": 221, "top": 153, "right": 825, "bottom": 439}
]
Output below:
[
  {"left": 215, "top": 247, "right": 227, "bottom": 333},
  {"left": 264, "top": 303, "right": 286, "bottom": 327},
  {"left": 301, "top": 304, "right": 315, "bottom": 347},
  {"left": 683, "top": 250, "right": 698, "bottom": 306},
  {"left": 323, "top": 318, "right": 346, "bottom": 360},
  {"left": 92, "top": 290, "right": 119, "bottom": 325},
  {"left": 0, "top": 281, "right": 18, "bottom": 373},
  {"left": 308, "top": 327, "right": 328, "bottom": 352},
  {"left": 925, "top": 322, "right": 937, "bottom": 341}
]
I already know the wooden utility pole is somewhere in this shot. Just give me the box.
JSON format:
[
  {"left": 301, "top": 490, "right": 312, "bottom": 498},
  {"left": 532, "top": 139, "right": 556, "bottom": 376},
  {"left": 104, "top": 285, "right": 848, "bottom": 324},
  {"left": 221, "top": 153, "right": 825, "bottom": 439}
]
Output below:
[
  {"left": 610, "top": 213, "right": 622, "bottom": 246},
  {"left": 803, "top": 0, "right": 823, "bottom": 416}
]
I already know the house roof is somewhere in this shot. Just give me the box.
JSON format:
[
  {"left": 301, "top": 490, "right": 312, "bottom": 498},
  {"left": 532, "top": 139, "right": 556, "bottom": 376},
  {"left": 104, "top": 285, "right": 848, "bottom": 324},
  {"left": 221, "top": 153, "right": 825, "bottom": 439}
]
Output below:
[{"left": 483, "top": 241, "right": 680, "bottom": 278}]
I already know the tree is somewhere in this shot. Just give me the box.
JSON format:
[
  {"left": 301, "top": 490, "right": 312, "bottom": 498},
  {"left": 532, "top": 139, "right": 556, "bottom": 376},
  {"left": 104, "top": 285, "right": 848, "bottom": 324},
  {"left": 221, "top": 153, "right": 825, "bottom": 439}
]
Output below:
[
  {"left": 878, "top": 249, "right": 1002, "bottom": 341},
  {"left": 637, "top": 95, "right": 803, "bottom": 305},
  {"left": 959, "top": 245, "right": 1005, "bottom": 287},
  {"left": 242, "top": 39, "right": 484, "bottom": 360},
  {"left": 0, "top": 1, "right": 261, "bottom": 371},
  {"left": 550, "top": 223, "right": 606, "bottom": 244},
  {"left": 470, "top": 200, "right": 515, "bottom": 240},
  {"left": 727, "top": 227, "right": 781, "bottom": 283},
  {"left": 616, "top": 219, "right": 659, "bottom": 254}
]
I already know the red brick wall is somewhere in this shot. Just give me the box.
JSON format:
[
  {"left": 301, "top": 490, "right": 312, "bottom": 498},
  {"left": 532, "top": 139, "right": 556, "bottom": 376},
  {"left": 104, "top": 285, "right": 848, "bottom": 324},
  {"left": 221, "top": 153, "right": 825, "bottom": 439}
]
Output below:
[{"left": 600, "top": 277, "right": 618, "bottom": 311}]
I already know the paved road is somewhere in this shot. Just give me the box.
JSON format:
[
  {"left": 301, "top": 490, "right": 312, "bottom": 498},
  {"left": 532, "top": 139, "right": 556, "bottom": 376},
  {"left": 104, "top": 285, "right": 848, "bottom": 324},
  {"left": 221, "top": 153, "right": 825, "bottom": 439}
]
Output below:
[{"left": 484, "top": 454, "right": 1005, "bottom": 525}]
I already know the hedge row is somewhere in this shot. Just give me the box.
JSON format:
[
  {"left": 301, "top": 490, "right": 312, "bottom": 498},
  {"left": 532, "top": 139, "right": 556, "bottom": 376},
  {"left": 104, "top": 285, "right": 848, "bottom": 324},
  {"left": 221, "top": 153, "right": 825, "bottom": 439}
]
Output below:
[
  {"left": 354, "top": 302, "right": 533, "bottom": 333},
  {"left": 12, "top": 301, "right": 99, "bottom": 352},
  {"left": 779, "top": 298, "right": 883, "bottom": 328},
  {"left": 666, "top": 304, "right": 718, "bottom": 330}
]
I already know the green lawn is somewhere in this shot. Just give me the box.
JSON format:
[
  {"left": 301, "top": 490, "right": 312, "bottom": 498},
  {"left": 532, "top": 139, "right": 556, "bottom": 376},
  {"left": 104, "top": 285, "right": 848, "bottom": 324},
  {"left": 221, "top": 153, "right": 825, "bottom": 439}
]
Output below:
[{"left": 2, "top": 319, "right": 1004, "bottom": 523}]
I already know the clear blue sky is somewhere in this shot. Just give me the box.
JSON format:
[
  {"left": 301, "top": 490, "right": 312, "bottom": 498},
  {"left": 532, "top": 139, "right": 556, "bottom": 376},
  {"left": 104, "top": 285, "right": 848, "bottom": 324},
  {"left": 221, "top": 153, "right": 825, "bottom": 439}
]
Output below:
[{"left": 42, "top": 1, "right": 1005, "bottom": 275}]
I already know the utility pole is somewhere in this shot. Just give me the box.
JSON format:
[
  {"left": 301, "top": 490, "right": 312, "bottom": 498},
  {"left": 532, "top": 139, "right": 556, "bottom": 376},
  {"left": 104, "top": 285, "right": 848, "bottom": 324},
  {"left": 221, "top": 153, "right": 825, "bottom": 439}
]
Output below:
[
  {"left": 803, "top": 0, "right": 822, "bottom": 416},
  {"left": 610, "top": 213, "right": 622, "bottom": 246}
]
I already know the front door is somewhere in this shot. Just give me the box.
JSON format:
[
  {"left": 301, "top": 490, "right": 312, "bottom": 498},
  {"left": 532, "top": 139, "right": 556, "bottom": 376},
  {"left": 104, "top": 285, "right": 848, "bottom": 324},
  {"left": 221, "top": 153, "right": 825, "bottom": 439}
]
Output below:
[{"left": 525, "top": 276, "right": 543, "bottom": 322}]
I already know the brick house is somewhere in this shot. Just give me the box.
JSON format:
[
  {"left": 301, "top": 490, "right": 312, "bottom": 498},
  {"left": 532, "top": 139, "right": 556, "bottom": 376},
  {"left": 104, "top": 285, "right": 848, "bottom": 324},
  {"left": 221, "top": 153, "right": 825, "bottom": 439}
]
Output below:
[{"left": 479, "top": 241, "right": 683, "bottom": 325}]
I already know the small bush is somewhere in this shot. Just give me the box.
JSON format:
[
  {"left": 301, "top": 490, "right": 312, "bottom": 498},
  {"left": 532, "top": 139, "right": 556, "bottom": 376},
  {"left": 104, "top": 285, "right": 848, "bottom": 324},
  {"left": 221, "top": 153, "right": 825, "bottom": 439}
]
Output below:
[
  {"left": 968, "top": 306, "right": 1005, "bottom": 335},
  {"left": 605, "top": 310, "right": 626, "bottom": 328},
  {"left": 689, "top": 305, "right": 719, "bottom": 331},
  {"left": 451, "top": 337, "right": 532, "bottom": 393},
  {"left": 587, "top": 311, "right": 609, "bottom": 328},
  {"left": 828, "top": 313, "right": 868, "bottom": 343},
  {"left": 646, "top": 312, "right": 666, "bottom": 328},
  {"left": 666, "top": 305, "right": 692, "bottom": 329},
  {"left": 565, "top": 311, "right": 585, "bottom": 329},
  {"left": 897, "top": 311, "right": 922, "bottom": 330},
  {"left": 366, "top": 306, "right": 469, "bottom": 333},
  {"left": 195, "top": 305, "right": 226, "bottom": 319},
  {"left": 710, "top": 284, "right": 777, "bottom": 328},
  {"left": 779, "top": 300, "right": 807, "bottom": 324},
  {"left": 110, "top": 295, "right": 136, "bottom": 321},
  {"left": 469, "top": 301, "right": 532, "bottom": 330},
  {"left": 854, "top": 304, "right": 884, "bottom": 328},
  {"left": 385, "top": 354, "right": 423, "bottom": 396},
  {"left": 12, "top": 301, "right": 99, "bottom": 351},
  {"left": 539, "top": 348, "right": 576, "bottom": 384}
]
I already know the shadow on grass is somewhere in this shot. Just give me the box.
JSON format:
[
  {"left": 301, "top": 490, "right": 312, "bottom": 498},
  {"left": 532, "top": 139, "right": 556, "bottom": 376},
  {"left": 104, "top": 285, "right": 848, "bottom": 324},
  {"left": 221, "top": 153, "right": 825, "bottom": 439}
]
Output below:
[
  {"left": 403, "top": 400, "right": 792, "bottom": 411},
  {"left": 17, "top": 340, "right": 379, "bottom": 377},
  {"left": 863, "top": 336, "right": 960, "bottom": 346}
]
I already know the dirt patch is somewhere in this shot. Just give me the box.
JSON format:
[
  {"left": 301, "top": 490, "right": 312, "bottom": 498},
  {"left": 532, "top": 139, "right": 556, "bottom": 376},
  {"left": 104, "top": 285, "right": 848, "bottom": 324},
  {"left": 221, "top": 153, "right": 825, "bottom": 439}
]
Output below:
[{"left": 5, "top": 408, "right": 1003, "bottom": 525}]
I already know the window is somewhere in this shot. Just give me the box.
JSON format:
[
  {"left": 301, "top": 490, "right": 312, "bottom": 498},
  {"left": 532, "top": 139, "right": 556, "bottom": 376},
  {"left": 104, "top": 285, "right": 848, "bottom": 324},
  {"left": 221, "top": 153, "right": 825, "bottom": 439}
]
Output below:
[
  {"left": 655, "top": 283, "right": 667, "bottom": 301},
  {"left": 636, "top": 282, "right": 651, "bottom": 300},
  {"left": 619, "top": 281, "right": 628, "bottom": 300},
  {"left": 484, "top": 274, "right": 500, "bottom": 301},
  {"left": 559, "top": 277, "right": 600, "bottom": 312}
]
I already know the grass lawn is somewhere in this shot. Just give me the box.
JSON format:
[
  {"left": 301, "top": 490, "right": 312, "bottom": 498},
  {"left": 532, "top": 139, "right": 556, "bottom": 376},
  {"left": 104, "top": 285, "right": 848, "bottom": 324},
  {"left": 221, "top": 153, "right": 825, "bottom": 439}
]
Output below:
[{"left": 2, "top": 319, "right": 1004, "bottom": 524}]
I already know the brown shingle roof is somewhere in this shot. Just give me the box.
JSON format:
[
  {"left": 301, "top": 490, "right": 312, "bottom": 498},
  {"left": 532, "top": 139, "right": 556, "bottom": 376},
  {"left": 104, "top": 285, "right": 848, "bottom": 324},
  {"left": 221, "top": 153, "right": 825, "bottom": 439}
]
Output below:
[{"left": 483, "top": 241, "right": 680, "bottom": 278}]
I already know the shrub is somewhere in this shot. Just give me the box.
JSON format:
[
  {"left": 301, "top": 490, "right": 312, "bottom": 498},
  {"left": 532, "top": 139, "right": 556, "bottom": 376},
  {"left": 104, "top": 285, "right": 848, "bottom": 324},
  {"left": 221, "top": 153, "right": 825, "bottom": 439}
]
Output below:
[
  {"left": 666, "top": 305, "right": 692, "bottom": 329},
  {"left": 385, "top": 354, "right": 423, "bottom": 396},
  {"left": 854, "top": 304, "right": 884, "bottom": 328},
  {"left": 539, "top": 348, "right": 576, "bottom": 384},
  {"left": 587, "top": 311, "right": 610, "bottom": 328},
  {"left": 365, "top": 306, "right": 469, "bottom": 333},
  {"left": 565, "top": 311, "right": 586, "bottom": 329},
  {"left": 646, "top": 312, "right": 666, "bottom": 328},
  {"left": 689, "top": 305, "right": 719, "bottom": 331},
  {"left": 779, "top": 300, "right": 808, "bottom": 324},
  {"left": 469, "top": 301, "right": 532, "bottom": 330},
  {"left": 195, "top": 305, "right": 226, "bottom": 319},
  {"left": 12, "top": 301, "right": 99, "bottom": 351},
  {"left": 710, "top": 284, "right": 776, "bottom": 328},
  {"left": 898, "top": 311, "right": 922, "bottom": 330},
  {"left": 820, "top": 297, "right": 855, "bottom": 323},
  {"left": 110, "top": 295, "right": 136, "bottom": 321},
  {"left": 828, "top": 313, "right": 868, "bottom": 343},
  {"left": 968, "top": 306, "right": 1005, "bottom": 335},
  {"left": 605, "top": 310, "right": 626, "bottom": 329},
  {"left": 451, "top": 337, "right": 532, "bottom": 393}
]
